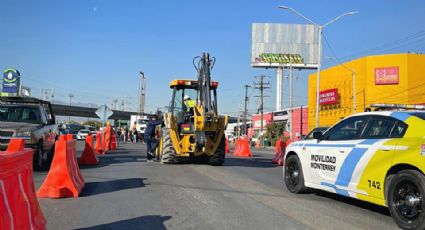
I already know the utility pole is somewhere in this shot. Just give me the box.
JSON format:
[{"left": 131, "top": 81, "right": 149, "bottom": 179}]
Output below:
[
  {"left": 288, "top": 62, "right": 294, "bottom": 141},
  {"left": 139, "top": 72, "right": 146, "bottom": 116},
  {"left": 123, "top": 96, "right": 131, "bottom": 112},
  {"left": 254, "top": 75, "right": 270, "bottom": 147},
  {"left": 51, "top": 88, "right": 54, "bottom": 104},
  {"left": 113, "top": 99, "right": 118, "bottom": 110},
  {"left": 243, "top": 85, "right": 251, "bottom": 136},
  {"left": 68, "top": 94, "right": 74, "bottom": 123}
]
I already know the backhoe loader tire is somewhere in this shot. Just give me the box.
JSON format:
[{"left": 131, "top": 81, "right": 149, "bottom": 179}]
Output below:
[
  {"left": 208, "top": 136, "right": 225, "bottom": 166},
  {"left": 161, "top": 128, "right": 178, "bottom": 164}
]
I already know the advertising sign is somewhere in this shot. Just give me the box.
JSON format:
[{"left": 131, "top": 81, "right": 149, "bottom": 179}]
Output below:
[
  {"left": 319, "top": 88, "right": 339, "bottom": 105},
  {"left": 251, "top": 23, "right": 319, "bottom": 69},
  {"left": 2, "top": 68, "right": 21, "bottom": 93},
  {"left": 375, "top": 66, "right": 399, "bottom": 85}
]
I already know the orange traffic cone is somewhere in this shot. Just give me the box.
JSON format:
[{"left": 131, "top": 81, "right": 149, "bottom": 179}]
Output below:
[
  {"left": 37, "top": 135, "right": 85, "bottom": 198},
  {"left": 78, "top": 134, "right": 99, "bottom": 165},
  {"left": 225, "top": 138, "right": 230, "bottom": 154}
]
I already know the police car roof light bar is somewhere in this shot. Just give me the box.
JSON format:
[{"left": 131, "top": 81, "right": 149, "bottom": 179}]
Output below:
[{"left": 370, "top": 103, "right": 425, "bottom": 111}]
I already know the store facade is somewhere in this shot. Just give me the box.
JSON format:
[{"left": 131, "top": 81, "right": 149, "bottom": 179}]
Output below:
[{"left": 308, "top": 53, "right": 425, "bottom": 130}]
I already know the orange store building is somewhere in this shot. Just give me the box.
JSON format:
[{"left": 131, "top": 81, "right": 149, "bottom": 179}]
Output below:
[{"left": 307, "top": 53, "right": 425, "bottom": 131}]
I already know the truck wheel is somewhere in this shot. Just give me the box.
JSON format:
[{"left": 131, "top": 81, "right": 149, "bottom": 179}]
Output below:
[
  {"left": 208, "top": 136, "right": 225, "bottom": 166},
  {"left": 161, "top": 128, "right": 178, "bottom": 164},
  {"left": 387, "top": 170, "right": 425, "bottom": 230},
  {"left": 33, "top": 141, "right": 46, "bottom": 171},
  {"left": 284, "top": 154, "right": 307, "bottom": 193}
]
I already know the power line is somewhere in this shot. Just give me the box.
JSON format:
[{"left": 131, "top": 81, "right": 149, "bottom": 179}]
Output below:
[{"left": 338, "top": 30, "right": 425, "bottom": 61}]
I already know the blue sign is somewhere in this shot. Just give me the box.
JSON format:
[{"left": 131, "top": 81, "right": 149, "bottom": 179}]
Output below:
[{"left": 2, "top": 68, "right": 21, "bottom": 93}]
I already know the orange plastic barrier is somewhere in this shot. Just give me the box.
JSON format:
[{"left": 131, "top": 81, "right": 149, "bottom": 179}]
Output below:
[
  {"left": 233, "top": 137, "right": 252, "bottom": 157},
  {"left": 110, "top": 134, "right": 117, "bottom": 151},
  {"left": 277, "top": 140, "right": 291, "bottom": 166},
  {"left": 37, "top": 135, "right": 85, "bottom": 198},
  {"left": 272, "top": 139, "right": 284, "bottom": 164},
  {"left": 95, "top": 132, "right": 105, "bottom": 155},
  {"left": 234, "top": 139, "right": 241, "bottom": 154},
  {"left": 0, "top": 139, "right": 46, "bottom": 230},
  {"left": 225, "top": 138, "right": 230, "bottom": 154},
  {"left": 66, "top": 133, "right": 74, "bottom": 140},
  {"left": 78, "top": 135, "right": 99, "bottom": 166}
]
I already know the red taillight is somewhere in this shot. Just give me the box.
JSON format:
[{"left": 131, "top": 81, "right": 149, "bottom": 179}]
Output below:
[
  {"left": 211, "top": 82, "right": 219, "bottom": 88},
  {"left": 177, "top": 80, "right": 185, "bottom": 85}
]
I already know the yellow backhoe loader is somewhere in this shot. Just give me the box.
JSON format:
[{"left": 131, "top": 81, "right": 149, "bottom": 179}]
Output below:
[{"left": 158, "top": 52, "right": 228, "bottom": 165}]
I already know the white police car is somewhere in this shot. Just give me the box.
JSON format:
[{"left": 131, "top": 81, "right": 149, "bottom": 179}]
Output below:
[{"left": 284, "top": 108, "right": 425, "bottom": 229}]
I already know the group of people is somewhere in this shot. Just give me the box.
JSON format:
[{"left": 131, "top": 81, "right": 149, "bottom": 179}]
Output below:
[{"left": 117, "top": 126, "right": 140, "bottom": 144}]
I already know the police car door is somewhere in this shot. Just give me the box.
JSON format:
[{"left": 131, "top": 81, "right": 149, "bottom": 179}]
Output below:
[
  {"left": 352, "top": 115, "right": 402, "bottom": 197},
  {"left": 310, "top": 116, "right": 369, "bottom": 195}
]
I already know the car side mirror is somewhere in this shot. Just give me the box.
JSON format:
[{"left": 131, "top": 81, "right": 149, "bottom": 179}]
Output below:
[{"left": 312, "top": 131, "right": 324, "bottom": 140}]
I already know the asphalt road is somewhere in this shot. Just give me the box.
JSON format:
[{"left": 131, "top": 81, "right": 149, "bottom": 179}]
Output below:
[{"left": 33, "top": 141, "right": 398, "bottom": 230}]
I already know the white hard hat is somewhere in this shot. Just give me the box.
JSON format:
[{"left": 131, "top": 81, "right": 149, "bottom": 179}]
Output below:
[{"left": 184, "top": 95, "right": 190, "bottom": 100}]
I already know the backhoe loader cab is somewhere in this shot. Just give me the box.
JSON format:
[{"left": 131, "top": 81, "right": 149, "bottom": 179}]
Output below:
[{"left": 159, "top": 53, "right": 228, "bottom": 165}]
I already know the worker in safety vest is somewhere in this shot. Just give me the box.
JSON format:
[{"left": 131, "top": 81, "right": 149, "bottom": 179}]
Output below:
[{"left": 183, "top": 95, "right": 195, "bottom": 112}]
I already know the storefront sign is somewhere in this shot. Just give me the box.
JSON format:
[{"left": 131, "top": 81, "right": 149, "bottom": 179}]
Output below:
[
  {"left": 319, "top": 88, "right": 339, "bottom": 105},
  {"left": 2, "top": 68, "right": 21, "bottom": 94},
  {"left": 375, "top": 66, "right": 399, "bottom": 85},
  {"left": 273, "top": 110, "right": 289, "bottom": 121}
]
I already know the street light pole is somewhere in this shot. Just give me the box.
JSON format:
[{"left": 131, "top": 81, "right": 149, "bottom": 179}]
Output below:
[{"left": 278, "top": 6, "right": 357, "bottom": 127}]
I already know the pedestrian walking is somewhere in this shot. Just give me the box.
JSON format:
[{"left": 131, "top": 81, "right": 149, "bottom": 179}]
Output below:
[
  {"left": 144, "top": 115, "right": 163, "bottom": 161},
  {"left": 131, "top": 125, "right": 138, "bottom": 144},
  {"left": 120, "top": 127, "right": 126, "bottom": 144}
]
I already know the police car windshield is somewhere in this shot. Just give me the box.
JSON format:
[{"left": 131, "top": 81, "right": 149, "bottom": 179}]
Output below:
[{"left": 410, "top": 112, "right": 425, "bottom": 120}]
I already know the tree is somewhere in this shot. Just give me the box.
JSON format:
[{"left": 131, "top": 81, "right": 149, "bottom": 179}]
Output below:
[
  {"left": 264, "top": 122, "right": 286, "bottom": 146},
  {"left": 83, "top": 120, "right": 102, "bottom": 129}
]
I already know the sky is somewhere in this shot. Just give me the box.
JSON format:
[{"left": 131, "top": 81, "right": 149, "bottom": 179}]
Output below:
[{"left": 1, "top": 0, "right": 424, "bottom": 116}]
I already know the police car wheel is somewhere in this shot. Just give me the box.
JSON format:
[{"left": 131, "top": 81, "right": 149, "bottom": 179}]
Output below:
[
  {"left": 284, "top": 155, "right": 306, "bottom": 193},
  {"left": 387, "top": 170, "right": 425, "bottom": 230}
]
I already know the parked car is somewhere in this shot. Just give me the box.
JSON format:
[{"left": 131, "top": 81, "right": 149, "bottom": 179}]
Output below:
[
  {"left": 0, "top": 97, "right": 58, "bottom": 170},
  {"left": 76, "top": 129, "right": 90, "bottom": 140},
  {"left": 284, "top": 111, "right": 425, "bottom": 229}
]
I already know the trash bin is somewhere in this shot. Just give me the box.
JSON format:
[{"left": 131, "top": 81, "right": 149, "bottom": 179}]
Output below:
[{"left": 263, "top": 138, "right": 268, "bottom": 147}]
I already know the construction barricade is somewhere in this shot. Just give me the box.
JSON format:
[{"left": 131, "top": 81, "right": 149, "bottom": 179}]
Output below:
[
  {"left": 95, "top": 132, "right": 105, "bottom": 155},
  {"left": 78, "top": 134, "right": 99, "bottom": 166},
  {"left": 225, "top": 138, "right": 230, "bottom": 154},
  {"left": 37, "top": 135, "right": 85, "bottom": 198},
  {"left": 272, "top": 139, "right": 291, "bottom": 166},
  {"left": 110, "top": 134, "right": 117, "bottom": 150},
  {"left": 272, "top": 138, "right": 285, "bottom": 165},
  {"left": 233, "top": 137, "right": 252, "bottom": 157},
  {"left": 0, "top": 139, "right": 47, "bottom": 230}
]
